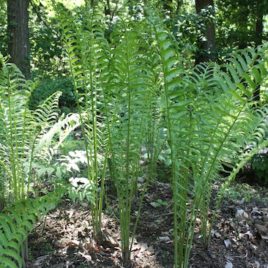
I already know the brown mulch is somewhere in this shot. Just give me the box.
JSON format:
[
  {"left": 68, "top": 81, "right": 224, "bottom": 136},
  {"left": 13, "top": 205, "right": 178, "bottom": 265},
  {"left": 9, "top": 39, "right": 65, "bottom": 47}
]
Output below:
[{"left": 27, "top": 182, "right": 268, "bottom": 268}]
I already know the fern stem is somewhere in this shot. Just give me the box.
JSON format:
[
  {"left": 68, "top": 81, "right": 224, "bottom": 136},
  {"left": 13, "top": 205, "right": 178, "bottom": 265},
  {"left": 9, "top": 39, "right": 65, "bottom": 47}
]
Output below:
[
  {"left": 7, "top": 70, "right": 19, "bottom": 201},
  {"left": 153, "top": 26, "right": 179, "bottom": 267},
  {"left": 122, "top": 30, "right": 132, "bottom": 266}
]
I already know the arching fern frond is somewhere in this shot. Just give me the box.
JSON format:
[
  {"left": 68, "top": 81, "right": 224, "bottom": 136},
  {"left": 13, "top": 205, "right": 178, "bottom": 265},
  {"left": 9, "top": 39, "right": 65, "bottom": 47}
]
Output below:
[
  {"left": 34, "top": 113, "right": 81, "bottom": 162},
  {"left": 0, "top": 186, "right": 65, "bottom": 268},
  {"left": 33, "top": 91, "right": 62, "bottom": 126}
]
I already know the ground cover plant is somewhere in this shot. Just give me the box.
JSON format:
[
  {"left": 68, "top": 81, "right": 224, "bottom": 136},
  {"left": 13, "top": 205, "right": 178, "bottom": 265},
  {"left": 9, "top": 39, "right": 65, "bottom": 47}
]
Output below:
[{"left": 0, "top": 1, "right": 268, "bottom": 268}]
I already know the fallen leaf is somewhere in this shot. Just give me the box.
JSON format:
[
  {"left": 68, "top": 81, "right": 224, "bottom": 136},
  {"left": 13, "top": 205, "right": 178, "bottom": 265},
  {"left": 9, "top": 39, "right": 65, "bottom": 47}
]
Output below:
[
  {"left": 33, "top": 255, "right": 49, "bottom": 266},
  {"left": 225, "top": 261, "right": 233, "bottom": 268},
  {"left": 224, "top": 239, "right": 232, "bottom": 248},
  {"left": 235, "top": 209, "right": 248, "bottom": 220},
  {"left": 254, "top": 261, "right": 260, "bottom": 268},
  {"left": 211, "top": 229, "right": 221, "bottom": 238},
  {"left": 255, "top": 223, "right": 268, "bottom": 239},
  {"left": 79, "top": 252, "right": 92, "bottom": 262},
  {"left": 159, "top": 236, "right": 171, "bottom": 242}
]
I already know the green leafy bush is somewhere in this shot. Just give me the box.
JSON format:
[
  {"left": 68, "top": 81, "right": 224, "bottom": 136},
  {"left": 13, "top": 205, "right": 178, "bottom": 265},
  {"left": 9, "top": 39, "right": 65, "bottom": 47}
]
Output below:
[
  {"left": 29, "top": 77, "right": 76, "bottom": 114},
  {"left": 223, "top": 183, "right": 268, "bottom": 203},
  {"left": 252, "top": 152, "right": 268, "bottom": 186},
  {"left": 59, "top": 137, "right": 84, "bottom": 155}
]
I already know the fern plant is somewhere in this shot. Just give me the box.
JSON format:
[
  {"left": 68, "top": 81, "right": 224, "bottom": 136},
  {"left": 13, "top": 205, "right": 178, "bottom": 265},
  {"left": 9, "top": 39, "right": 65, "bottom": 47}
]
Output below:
[
  {"left": 193, "top": 47, "right": 268, "bottom": 244},
  {"left": 148, "top": 9, "right": 268, "bottom": 267},
  {"left": 104, "top": 19, "right": 160, "bottom": 265},
  {"left": 54, "top": 4, "right": 268, "bottom": 268},
  {"left": 0, "top": 54, "right": 82, "bottom": 267},
  {"left": 57, "top": 4, "right": 161, "bottom": 264},
  {"left": 0, "top": 57, "right": 79, "bottom": 204},
  {"left": 0, "top": 60, "right": 34, "bottom": 203},
  {"left": 55, "top": 2, "right": 110, "bottom": 241}
]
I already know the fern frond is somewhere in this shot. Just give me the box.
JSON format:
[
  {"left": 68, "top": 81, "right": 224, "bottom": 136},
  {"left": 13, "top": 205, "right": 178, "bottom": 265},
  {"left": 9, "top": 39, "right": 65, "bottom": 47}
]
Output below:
[
  {"left": 0, "top": 186, "right": 65, "bottom": 268},
  {"left": 33, "top": 91, "right": 62, "bottom": 126},
  {"left": 0, "top": 62, "right": 35, "bottom": 201},
  {"left": 55, "top": 2, "right": 113, "bottom": 239}
]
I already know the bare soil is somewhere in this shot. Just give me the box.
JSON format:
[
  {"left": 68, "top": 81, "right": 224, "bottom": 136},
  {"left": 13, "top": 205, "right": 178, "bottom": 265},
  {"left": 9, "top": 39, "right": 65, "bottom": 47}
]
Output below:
[{"left": 27, "top": 181, "right": 268, "bottom": 268}]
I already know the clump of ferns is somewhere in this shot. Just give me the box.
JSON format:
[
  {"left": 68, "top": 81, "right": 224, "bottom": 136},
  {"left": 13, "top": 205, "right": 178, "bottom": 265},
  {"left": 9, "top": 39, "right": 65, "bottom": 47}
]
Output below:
[
  {"left": 148, "top": 9, "right": 268, "bottom": 268},
  {"left": 56, "top": 4, "right": 268, "bottom": 268},
  {"left": 194, "top": 47, "right": 268, "bottom": 241},
  {"left": 56, "top": 2, "right": 111, "bottom": 242},
  {"left": 0, "top": 61, "right": 36, "bottom": 203},
  {"left": 0, "top": 56, "right": 78, "bottom": 204},
  {"left": 0, "top": 59, "right": 70, "bottom": 267},
  {"left": 102, "top": 17, "right": 163, "bottom": 266}
]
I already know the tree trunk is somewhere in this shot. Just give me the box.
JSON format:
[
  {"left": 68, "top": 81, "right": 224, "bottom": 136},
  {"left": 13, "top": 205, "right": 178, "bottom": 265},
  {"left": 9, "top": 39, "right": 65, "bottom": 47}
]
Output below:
[
  {"left": 105, "top": 0, "right": 111, "bottom": 16},
  {"left": 255, "top": 15, "right": 263, "bottom": 47},
  {"left": 195, "top": 0, "right": 216, "bottom": 64},
  {"left": 7, "top": 0, "right": 30, "bottom": 78}
]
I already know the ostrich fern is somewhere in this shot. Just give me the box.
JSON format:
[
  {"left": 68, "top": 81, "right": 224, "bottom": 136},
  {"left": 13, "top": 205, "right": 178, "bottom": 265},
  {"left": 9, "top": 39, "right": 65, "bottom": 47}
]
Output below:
[
  {"left": 0, "top": 61, "right": 34, "bottom": 202},
  {"left": 149, "top": 10, "right": 268, "bottom": 267},
  {"left": 57, "top": 4, "right": 161, "bottom": 264},
  {"left": 105, "top": 19, "right": 159, "bottom": 265},
  {"left": 0, "top": 56, "right": 81, "bottom": 267},
  {"left": 0, "top": 56, "right": 79, "bottom": 203},
  {"left": 55, "top": 4, "right": 268, "bottom": 267},
  {"left": 56, "top": 2, "right": 110, "bottom": 240},
  {"left": 0, "top": 186, "right": 65, "bottom": 268}
]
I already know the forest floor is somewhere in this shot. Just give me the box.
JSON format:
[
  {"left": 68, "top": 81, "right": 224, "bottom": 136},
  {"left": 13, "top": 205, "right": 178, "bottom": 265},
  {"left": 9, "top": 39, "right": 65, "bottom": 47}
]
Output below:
[{"left": 26, "top": 180, "right": 268, "bottom": 268}]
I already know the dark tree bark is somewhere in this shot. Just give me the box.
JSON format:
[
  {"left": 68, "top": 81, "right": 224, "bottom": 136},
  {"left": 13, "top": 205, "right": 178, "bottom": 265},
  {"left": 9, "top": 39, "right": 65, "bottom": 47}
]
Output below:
[
  {"left": 85, "top": 0, "right": 97, "bottom": 8},
  {"left": 7, "top": 0, "right": 30, "bottom": 78},
  {"left": 255, "top": 0, "right": 264, "bottom": 47},
  {"left": 195, "top": 0, "right": 216, "bottom": 64},
  {"left": 105, "top": 0, "right": 111, "bottom": 16},
  {"left": 255, "top": 15, "right": 263, "bottom": 47}
]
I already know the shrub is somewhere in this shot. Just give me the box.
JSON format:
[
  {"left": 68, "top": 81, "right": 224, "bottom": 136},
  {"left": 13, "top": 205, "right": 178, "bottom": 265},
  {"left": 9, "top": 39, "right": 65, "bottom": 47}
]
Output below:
[
  {"left": 251, "top": 152, "right": 268, "bottom": 186},
  {"left": 29, "top": 77, "right": 76, "bottom": 114}
]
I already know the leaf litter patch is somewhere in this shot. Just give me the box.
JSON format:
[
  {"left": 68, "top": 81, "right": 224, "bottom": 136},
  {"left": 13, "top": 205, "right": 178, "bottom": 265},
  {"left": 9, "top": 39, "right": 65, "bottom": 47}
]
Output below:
[{"left": 27, "top": 182, "right": 268, "bottom": 267}]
